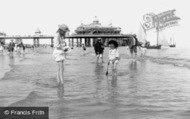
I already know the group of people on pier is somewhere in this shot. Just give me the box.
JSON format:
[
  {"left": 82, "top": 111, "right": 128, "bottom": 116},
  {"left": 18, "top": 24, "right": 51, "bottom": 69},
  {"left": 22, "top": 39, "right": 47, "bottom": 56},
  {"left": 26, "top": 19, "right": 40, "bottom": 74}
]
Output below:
[{"left": 52, "top": 24, "right": 147, "bottom": 85}]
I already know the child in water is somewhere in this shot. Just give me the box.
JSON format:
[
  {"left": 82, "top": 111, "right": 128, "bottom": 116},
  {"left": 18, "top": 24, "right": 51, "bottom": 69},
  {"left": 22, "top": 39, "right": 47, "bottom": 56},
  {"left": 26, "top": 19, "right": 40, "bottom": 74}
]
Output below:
[
  {"left": 108, "top": 40, "right": 120, "bottom": 72},
  {"left": 139, "top": 43, "right": 147, "bottom": 57},
  {"left": 53, "top": 24, "right": 70, "bottom": 85},
  {"left": 82, "top": 43, "right": 86, "bottom": 56}
]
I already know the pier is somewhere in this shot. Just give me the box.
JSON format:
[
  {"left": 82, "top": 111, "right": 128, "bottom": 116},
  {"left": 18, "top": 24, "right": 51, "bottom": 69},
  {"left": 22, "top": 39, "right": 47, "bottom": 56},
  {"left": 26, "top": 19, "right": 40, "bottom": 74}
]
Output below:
[
  {"left": 0, "top": 34, "right": 132, "bottom": 47},
  {"left": 0, "top": 35, "right": 54, "bottom": 47},
  {"left": 0, "top": 17, "right": 133, "bottom": 47}
]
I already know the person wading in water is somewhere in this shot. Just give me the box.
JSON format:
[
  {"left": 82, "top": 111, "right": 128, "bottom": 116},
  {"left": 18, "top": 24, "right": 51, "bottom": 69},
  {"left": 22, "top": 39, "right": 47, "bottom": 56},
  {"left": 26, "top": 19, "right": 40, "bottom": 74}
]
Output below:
[
  {"left": 52, "top": 24, "right": 70, "bottom": 85},
  {"left": 94, "top": 38, "right": 104, "bottom": 63}
]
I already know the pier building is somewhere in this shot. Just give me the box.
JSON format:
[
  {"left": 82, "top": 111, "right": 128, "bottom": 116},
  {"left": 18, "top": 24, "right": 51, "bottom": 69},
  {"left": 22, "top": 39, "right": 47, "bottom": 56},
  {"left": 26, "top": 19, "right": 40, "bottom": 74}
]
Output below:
[{"left": 67, "top": 17, "right": 132, "bottom": 47}]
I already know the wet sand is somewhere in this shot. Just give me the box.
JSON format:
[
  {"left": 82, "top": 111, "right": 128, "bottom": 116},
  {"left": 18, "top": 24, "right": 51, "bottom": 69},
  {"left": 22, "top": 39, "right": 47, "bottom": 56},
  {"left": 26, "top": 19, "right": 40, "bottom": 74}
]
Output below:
[{"left": 0, "top": 47, "right": 190, "bottom": 119}]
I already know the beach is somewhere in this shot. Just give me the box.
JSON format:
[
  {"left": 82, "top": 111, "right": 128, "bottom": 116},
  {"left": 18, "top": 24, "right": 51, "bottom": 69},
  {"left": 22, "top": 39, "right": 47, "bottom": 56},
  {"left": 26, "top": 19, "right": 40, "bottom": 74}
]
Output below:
[{"left": 0, "top": 46, "right": 190, "bottom": 119}]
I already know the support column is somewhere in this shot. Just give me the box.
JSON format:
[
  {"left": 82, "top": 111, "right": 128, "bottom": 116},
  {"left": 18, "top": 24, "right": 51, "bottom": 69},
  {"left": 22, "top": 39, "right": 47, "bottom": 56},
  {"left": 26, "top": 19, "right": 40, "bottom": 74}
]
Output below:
[
  {"left": 88, "top": 38, "right": 90, "bottom": 47},
  {"left": 51, "top": 38, "right": 53, "bottom": 47},
  {"left": 33, "top": 38, "right": 36, "bottom": 47},
  {"left": 119, "top": 38, "right": 122, "bottom": 46},
  {"left": 77, "top": 38, "right": 79, "bottom": 47},
  {"left": 84, "top": 38, "right": 86, "bottom": 46},
  {"left": 87, "top": 38, "right": 89, "bottom": 47},
  {"left": 72, "top": 39, "right": 74, "bottom": 47},
  {"left": 80, "top": 38, "right": 82, "bottom": 47},
  {"left": 37, "top": 38, "right": 40, "bottom": 47},
  {"left": 71, "top": 38, "right": 73, "bottom": 47},
  {"left": 93, "top": 38, "right": 95, "bottom": 47}
]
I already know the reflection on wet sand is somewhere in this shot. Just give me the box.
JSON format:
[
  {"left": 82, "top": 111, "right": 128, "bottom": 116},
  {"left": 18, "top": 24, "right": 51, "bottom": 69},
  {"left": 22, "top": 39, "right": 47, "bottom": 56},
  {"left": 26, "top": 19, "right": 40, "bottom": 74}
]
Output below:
[
  {"left": 57, "top": 84, "right": 64, "bottom": 99},
  {"left": 111, "top": 70, "right": 117, "bottom": 88},
  {"left": 1, "top": 47, "right": 190, "bottom": 119}
]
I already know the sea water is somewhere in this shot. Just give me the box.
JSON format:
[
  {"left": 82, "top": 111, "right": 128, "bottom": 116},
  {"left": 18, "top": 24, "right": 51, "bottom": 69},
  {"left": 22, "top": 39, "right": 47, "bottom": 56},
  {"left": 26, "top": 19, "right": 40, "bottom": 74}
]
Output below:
[{"left": 0, "top": 47, "right": 190, "bottom": 119}]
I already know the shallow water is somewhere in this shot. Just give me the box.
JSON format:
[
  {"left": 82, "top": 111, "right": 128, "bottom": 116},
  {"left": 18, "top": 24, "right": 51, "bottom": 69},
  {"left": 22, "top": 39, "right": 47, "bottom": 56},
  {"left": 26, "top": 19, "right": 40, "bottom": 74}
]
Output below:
[{"left": 0, "top": 47, "right": 190, "bottom": 119}]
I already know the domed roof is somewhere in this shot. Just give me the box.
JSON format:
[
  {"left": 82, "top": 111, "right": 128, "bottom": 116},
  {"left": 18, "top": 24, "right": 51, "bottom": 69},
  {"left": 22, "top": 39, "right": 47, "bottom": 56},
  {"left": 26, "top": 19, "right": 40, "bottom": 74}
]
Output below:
[
  {"left": 92, "top": 16, "right": 101, "bottom": 26},
  {"left": 93, "top": 16, "right": 98, "bottom": 22},
  {"left": 35, "top": 28, "right": 41, "bottom": 33},
  {"left": 75, "top": 17, "right": 121, "bottom": 35}
]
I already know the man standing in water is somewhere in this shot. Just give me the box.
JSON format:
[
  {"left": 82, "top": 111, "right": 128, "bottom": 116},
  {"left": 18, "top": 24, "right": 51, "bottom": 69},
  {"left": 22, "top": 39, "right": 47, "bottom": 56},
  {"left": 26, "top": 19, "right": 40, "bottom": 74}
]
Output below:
[
  {"left": 128, "top": 35, "right": 138, "bottom": 61},
  {"left": 94, "top": 38, "right": 104, "bottom": 63},
  {"left": 8, "top": 40, "right": 15, "bottom": 57}
]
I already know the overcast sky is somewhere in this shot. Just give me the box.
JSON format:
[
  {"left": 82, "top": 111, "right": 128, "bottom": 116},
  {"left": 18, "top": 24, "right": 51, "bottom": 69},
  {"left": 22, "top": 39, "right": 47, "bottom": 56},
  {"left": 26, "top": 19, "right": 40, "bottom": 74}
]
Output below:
[{"left": 0, "top": 0, "right": 189, "bottom": 47}]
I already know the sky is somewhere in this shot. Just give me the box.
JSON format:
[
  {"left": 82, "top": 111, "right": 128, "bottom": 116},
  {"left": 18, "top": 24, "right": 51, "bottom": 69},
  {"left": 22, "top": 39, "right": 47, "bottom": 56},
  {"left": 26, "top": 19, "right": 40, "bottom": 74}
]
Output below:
[{"left": 0, "top": 0, "right": 189, "bottom": 47}]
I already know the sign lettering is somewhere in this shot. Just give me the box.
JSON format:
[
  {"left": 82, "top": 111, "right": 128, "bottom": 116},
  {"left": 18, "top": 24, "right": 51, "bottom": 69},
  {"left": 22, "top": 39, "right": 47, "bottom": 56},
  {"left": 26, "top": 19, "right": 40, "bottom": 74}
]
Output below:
[{"left": 143, "top": 9, "right": 180, "bottom": 31}]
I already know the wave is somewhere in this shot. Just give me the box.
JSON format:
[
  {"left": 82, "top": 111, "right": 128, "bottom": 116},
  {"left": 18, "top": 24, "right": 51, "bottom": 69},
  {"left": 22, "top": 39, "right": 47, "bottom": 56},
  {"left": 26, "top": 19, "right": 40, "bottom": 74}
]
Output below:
[
  {"left": 8, "top": 91, "right": 46, "bottom": 107},
  {"left": 0, "top": 54, "right": 29, "bottom": 80},
  {"left": 144, "top": 55, "right": 190, "bottom": 69},
  {"left": 0, "top": 64, "right": 12, "bottom": 80},
  {"left": 35, "top": 78, "right": 60, "bottom": 88},
  {"left": 0, "top": 57, "right": 13, "bottom": 80}
]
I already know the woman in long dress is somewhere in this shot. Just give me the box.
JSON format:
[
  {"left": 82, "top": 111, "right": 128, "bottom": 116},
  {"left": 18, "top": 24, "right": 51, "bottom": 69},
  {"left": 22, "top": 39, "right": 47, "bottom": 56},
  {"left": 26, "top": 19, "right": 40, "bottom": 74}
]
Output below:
[{"left": 53, "top": 24, "right": 70, "bottom": 85}]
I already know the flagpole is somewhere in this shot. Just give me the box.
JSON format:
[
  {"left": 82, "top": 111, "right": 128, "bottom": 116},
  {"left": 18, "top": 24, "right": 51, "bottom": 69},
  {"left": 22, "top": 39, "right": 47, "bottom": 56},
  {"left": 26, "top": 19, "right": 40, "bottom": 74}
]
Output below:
[{"left": 156, "top": 19, "right": 159, "bottom": 46}]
